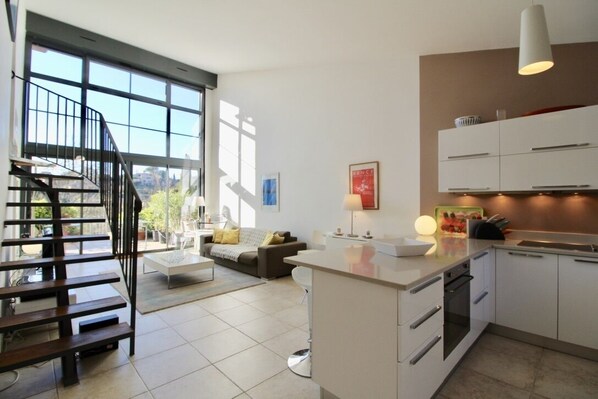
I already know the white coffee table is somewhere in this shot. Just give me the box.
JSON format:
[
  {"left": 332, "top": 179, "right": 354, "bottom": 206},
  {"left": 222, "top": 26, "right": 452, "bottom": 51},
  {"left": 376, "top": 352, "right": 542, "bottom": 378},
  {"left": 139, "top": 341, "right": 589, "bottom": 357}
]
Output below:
[{"left": 143, "top": 251, "right": 215, "bottom": 289}]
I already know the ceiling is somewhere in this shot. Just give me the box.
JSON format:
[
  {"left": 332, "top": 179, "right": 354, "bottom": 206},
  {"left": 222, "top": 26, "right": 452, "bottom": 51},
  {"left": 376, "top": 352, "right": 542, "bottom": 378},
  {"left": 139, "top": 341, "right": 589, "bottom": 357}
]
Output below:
[{"left": 24, "top": 0, "right": 598, "bottom": 75}]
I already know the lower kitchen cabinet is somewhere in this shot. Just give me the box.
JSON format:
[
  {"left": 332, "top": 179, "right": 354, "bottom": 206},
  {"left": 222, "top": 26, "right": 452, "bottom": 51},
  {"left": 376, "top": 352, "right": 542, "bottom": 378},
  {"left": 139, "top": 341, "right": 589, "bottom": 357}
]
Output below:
[
  {"left": 558, "top": 255, "right": 598, "bottom": 350},
  {"left": 311, "top": 269, "right": 444, "bottom": 399},
  {"left": 496, "top": 249, "right": 558, "bottom": 339}
]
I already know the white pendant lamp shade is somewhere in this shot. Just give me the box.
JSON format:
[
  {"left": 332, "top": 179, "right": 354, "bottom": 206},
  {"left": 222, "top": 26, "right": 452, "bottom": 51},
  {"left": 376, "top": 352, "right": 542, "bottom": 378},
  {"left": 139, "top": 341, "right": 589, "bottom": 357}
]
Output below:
[{"left": 518, "top": 4, "right": 554, "bottom": 75}]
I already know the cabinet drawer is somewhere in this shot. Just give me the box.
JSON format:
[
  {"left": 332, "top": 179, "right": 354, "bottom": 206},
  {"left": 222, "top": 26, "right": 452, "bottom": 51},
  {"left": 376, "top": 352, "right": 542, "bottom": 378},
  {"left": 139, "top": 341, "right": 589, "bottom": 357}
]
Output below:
[
  {"left": 399, "top": 274, "right": 443, "bottom": 325},
  {"left": 500, "top": 105, "right": 598, "bottom": 155},
  {"left": 500, "top": 147, "right": 598, "bottom": 192},
  {"left": 398, "top": 300, "right": 443, "bottom": 362},
  {"left": 438, "top": 122, "right": 500, "bottom": 161},
  {"left": 398, "top": 328, "right": 444, "bottom": 399},
  {"left": 438, "top": 157, "right": 499, "bottom": 193},
  {"left": 471, "top": 289, "right": 490, "bottom": 336},
  {"left": 470, "top": 252, "right": 488, "bottom": 297}
]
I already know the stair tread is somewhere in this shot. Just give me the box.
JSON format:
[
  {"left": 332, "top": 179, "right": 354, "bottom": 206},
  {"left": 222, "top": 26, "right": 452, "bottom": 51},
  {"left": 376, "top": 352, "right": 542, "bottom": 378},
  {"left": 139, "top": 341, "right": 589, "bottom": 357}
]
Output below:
[
  {"left": 0, "top": 296, "right": 127, "bottom": 333},
  {"left": 2, "top": 234, "right": 110, "bottom": 247},
  {"left": 0, "top": 323, "right": 133, "bottom": 372},
  {"left": 0, "top": 252, "right": 114, "bottom": 271},
  {"left": 0, "top": 273, "right": 120, "bottom": 299},
  {"left": 4, "top": 218, "right": 106, "bottom": 225},
  {"left": 9, "top": 170, "right": 84, "bottom": 180},
  {"left": 6, "top": 202, "right": 103, "bottom": 207}
]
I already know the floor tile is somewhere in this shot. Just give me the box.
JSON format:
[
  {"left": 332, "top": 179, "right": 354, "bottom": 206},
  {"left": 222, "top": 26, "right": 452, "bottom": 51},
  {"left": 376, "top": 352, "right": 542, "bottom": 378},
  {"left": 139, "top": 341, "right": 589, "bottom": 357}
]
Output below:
[
  {"left": 173, "top": 314, "right": 230, "bottom": 342},
  {"left": 236, "top": 315, "right": 293, "bottom": 343},
  {"left": 215, "top": 345, "right": 287, "bottom": 391},
  {"left": 215, "top": 304, "right": 266, "bottom": 326},
  {"left": 196, "top": 294, "right": 244, "bottom": 314},
  {"left": 249, "top": 297, "right": 297, "bottom": 314},
  {"left": 533, "top": 349, "right": 598, "bottom": 399},
  {"left": 247, "top": 369, "right": 320, "bottom": 399},
  {"left": 191, "top": 328, "right": 258, "bottom": 363},
  {"left": 272, "top": 304, "right": 309, "bottom": 327},
  {"left": 151, "top": 365, "right": 241, "bottom": 399},
  {"left": 76, "top": 346, "right": 131, "bottom": 379},
  {"left": 133, "top": 344, "right": 210, "bottom": 390},
  {"left": 262, "top": 328, "right": 310, "bottom": 359},
  {"left": 440, "top": 367, "right": 530, "bottom": 399},
  {"left": 130, "top": 327, "right": 186, "bottom": 360},
  {"left": 134, "top": 313, "right": 169, "bottom": 336},
  {"left": 460, "top": 340, "right": 538, "bottom": 390},
  {"left": 476, "top": 333, "right": 543, "bottom": 362},
  {"left": 227, "top": 285, "right": 271, "bottom": 303},
  {"left": 57, "top": 363, "right": 147, "bottom": 399},
  {"left": 155, "top": 302, "right": 210, "bottom": 326}
]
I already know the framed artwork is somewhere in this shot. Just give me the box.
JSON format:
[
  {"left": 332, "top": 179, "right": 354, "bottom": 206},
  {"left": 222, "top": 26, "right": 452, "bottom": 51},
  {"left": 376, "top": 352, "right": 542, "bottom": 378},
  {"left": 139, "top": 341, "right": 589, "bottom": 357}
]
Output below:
[
  {"left": 349, "top": 161, "right": 379, "bottom": 210},
  {"left": 5, "top": 0, "right": 18, "bottom": 42},
  {"left": 434, "top": 206, "right": 484, "bottom": 236},
  {"left": 261, "top": 173, "right": 279, "bottom": 211}
]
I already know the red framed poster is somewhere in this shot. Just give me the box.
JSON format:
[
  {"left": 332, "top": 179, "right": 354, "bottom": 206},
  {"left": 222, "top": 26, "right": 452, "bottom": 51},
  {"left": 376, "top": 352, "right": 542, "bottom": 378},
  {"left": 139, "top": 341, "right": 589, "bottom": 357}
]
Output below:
[{"left": 349, "top": 161, "right": 379, "bottom": 210}]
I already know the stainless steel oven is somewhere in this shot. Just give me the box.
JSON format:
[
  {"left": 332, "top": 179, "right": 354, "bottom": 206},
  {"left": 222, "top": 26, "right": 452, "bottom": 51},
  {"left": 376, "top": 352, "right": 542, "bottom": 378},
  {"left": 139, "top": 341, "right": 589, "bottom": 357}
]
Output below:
[{"left": 443, "top": 260, "right": 473, "bottom": 359}]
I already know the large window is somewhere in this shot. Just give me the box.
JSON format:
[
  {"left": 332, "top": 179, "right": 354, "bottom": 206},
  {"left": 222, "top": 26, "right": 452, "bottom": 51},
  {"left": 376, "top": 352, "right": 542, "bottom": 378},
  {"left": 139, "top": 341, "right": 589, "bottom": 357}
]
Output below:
[{"left": 25, "top": 43, "right": 205, "bottom": 251}]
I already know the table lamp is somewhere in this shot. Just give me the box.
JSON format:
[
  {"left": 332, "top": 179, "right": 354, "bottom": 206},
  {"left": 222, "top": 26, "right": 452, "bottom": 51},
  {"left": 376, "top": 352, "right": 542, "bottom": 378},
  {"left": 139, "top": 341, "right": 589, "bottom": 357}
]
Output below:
[
  {"left": 343, "top": 194, "right": 363, "bottom": 237},
  {"left": 194, "top": 196, "right": 206, "bottom": 221}
]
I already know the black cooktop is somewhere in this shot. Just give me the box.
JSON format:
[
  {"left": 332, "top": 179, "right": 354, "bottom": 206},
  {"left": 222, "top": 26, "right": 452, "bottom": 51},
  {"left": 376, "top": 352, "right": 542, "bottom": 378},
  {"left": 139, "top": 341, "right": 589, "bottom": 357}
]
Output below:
[{"left": 518, "top": 240, "right": 597, "bottom": 253}]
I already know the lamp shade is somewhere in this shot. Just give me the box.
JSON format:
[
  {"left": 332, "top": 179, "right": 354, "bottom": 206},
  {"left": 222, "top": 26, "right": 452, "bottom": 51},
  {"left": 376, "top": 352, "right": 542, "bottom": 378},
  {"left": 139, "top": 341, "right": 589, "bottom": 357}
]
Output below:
[
  {"left": 414, "top": 215, "right": 437, "bottom": 236},
  {"left": 194, "top": 196, "right": 206, "bottom": 207},
  {"left": 518, "top": 4, "right": 554, "bottom": 75},
  {"left": 342, "top": 194, "right": 363, "bottom": 211}
]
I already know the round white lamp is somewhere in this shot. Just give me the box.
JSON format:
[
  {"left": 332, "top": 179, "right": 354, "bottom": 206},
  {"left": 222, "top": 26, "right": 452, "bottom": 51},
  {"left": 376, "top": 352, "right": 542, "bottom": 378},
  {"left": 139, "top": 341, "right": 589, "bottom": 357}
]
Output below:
[{"left": 414, "top": 215, "right": 437, "bottom": 236}]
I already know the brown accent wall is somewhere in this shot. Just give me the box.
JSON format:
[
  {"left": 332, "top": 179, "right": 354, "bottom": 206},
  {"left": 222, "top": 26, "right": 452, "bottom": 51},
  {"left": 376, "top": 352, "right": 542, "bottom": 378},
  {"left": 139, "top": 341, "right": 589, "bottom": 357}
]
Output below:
[{"left": 420, "top": 42, "right": 598, "bottom": 234}]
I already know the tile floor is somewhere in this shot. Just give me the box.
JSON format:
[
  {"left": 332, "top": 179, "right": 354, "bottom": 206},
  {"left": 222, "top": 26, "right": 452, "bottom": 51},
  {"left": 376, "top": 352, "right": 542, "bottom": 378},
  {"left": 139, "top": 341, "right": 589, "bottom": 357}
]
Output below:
[{"left": 1, "top": 259, "right": 598, "bottom": 399}]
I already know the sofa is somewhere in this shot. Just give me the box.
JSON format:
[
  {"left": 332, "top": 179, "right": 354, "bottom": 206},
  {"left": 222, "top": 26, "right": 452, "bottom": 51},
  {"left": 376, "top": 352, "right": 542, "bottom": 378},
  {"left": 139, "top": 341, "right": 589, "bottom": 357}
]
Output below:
[{"left": 200, "top": 228, "right": 307, "bottom": 279}]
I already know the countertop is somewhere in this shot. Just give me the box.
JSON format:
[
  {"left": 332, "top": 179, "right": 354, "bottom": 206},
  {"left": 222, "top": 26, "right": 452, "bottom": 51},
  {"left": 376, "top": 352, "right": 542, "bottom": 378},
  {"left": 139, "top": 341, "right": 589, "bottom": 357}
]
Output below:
[{"left": 284, "top": 234, "right": 598, "bottom": 290}]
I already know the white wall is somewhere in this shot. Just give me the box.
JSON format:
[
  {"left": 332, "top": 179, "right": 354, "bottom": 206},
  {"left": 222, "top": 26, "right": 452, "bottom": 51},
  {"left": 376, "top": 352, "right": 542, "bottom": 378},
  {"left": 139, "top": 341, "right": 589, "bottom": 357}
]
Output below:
[{"left": 210, "top": 58, "right": 421, "bottom": 244}]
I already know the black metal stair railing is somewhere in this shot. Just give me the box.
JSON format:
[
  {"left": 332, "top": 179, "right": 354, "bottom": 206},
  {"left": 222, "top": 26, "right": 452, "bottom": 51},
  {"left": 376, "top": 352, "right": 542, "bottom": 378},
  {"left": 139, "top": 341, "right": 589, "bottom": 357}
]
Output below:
[{"left": 16, "top": 75, "right": 141, "bottom": 353}]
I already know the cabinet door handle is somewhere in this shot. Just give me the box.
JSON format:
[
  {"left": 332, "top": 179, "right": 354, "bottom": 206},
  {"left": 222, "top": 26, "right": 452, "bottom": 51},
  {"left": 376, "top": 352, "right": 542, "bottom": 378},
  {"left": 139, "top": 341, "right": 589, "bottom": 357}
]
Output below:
[
  {"left": 574, "top": 259, "right": 598, "bottom": 264},
  {"left": 473, "top": 252, "right": 489, "bottom": 260},
  {"left": 448, "top": 187, "right": 491, "bottom": 191},
  {"left": 410, "top": 305, "right": 442, "bottom": 330},
  {"left": 410, "top": 276, "right": 441, "bottom": 294},
  {"left": 531, "top": 184, "right": 590, "bottom": 189},
  {"left": 531, "top": 143, "right": 589, "bottom": 151},
  {"left": 409, "top": 335, "right": 442, "bottom": 365},
  {"left": 508, "top": 251, "right": 543, "bottom": 258},
  {"left": 447, "top": 152, "right": 490, "bottom": 159},
  {"left": 473, "top": 291, "right": 489, "bottom": 305}
]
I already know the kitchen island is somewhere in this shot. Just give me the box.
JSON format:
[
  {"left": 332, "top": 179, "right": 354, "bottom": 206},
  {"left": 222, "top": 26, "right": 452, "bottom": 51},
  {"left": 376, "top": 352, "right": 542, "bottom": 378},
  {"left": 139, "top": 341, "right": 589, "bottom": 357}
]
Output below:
[{"left": 284, "top": 236, "right": 500, "bottom": 399}]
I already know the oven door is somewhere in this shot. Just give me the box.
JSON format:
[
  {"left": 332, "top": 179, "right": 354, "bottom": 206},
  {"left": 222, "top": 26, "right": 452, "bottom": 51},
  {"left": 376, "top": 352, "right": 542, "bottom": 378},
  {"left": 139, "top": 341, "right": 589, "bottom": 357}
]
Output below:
[{"left": 443, "top": 273, "right": 473, "bottom": 359}]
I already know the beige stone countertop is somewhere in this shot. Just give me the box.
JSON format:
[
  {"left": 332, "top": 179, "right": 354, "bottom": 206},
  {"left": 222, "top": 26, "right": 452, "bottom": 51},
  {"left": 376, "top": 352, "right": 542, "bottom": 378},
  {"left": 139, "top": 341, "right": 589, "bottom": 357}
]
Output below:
[
  {"left": 284, "top": 234, "right": 598, "bottom": 291},
  {"left": 284, "top": 236, "right": 499, "bottom": 290}
]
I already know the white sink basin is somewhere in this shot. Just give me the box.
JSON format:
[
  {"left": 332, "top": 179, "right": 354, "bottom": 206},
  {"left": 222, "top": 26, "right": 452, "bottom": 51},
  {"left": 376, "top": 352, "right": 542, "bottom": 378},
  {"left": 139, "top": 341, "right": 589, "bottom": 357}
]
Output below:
[{"left": 370, "top": 237, "right": 434, "bottom": 257}]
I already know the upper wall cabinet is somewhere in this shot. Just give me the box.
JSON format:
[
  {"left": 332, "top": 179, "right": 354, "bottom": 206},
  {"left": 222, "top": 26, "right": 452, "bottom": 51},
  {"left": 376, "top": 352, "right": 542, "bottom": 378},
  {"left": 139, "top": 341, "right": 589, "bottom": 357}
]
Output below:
[
  {"left": 438, "top": 123, "right": 500, "bottom": 193},
  {"left": 438, "top": 123, "right": 499, "bottom": 161},
  {"left": 499, "top": 105, "right": 598, "bottom": 156},
  {"left": 438, "top": 105, "right": 598, "bottom": 193}
]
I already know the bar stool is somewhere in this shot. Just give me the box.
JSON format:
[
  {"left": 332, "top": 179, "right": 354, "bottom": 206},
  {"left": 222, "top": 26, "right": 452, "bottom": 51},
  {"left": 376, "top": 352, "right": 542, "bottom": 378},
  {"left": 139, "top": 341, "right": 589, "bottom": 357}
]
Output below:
[{"left": 288, "top": 263, "right": 313, "bottom": 377}]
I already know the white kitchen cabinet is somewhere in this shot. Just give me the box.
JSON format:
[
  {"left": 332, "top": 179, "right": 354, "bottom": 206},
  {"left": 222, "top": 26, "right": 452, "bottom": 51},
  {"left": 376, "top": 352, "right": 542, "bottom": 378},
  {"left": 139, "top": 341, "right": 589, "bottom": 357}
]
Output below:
[
  {"left": 438, "top": 123, "right": 500, "bottom": 193},
  {"left": 438, "top": 122, "right": 499, "bottom": 161},
  {"left": 500, "top": 147, "right": 598, "bottom": 192},
  {"left": 439, "top": 156, "right": 500, "bottom": 193},
  {"left": 311, "top": 269, "right": 444, "bottom": 399},
  {"left": 495, "top": 249, "right": 558, "bottom": 339},
  {"left": 470, "top": 250, "right": 493, "bottom": 337},
  {"left": 558, "top": 255, "right": 598, "bottom": 350},
  {"left": 500, "top": 105, "right": 598, "bottom": 156}
]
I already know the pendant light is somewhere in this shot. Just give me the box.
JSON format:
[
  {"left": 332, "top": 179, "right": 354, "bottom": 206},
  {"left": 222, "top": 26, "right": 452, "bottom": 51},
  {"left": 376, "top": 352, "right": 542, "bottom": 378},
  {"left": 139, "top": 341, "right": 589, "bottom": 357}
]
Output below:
[{"left": 518, "top": 3, "right": 554, "bottom": 75}]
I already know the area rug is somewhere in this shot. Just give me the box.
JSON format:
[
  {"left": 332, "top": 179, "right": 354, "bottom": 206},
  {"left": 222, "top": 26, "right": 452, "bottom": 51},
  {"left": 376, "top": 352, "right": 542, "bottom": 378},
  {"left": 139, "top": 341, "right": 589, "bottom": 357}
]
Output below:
[{"left": 111, "top": 264, "right": 264, "bottom": 314}]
